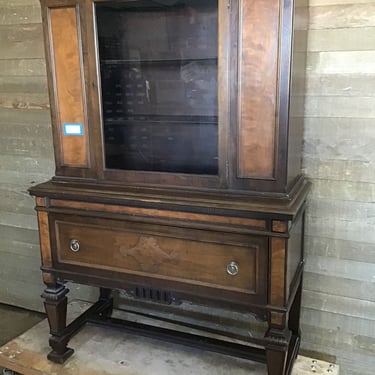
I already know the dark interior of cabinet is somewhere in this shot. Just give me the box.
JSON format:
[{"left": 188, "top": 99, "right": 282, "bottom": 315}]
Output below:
[{"left": 96, "top": 0, "right": 218, "bottom": 175}]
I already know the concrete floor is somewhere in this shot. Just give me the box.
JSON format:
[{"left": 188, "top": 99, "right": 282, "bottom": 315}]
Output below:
[
  {"left": 0, "top": 302, "right": 339, "bottom": 375},
  {"left": 0, "top": 304, "right": 44, "bottom": 373}
]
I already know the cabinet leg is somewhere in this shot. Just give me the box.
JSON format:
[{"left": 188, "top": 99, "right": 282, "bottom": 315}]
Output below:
[
  {"left": 265, "top": 326, "right": 291, "bottom": 375},
  {"left": 266, "top": 347, "right": 288, "bottom": 375},
  {"left": 98, "top": 287, "right": 113, "bottom": 317},
  {"left": 42, "top": 282, "right": 74, "bottom": 363},
  {"left": 288, "top": 282, "right": 302, "bottom": 337}
]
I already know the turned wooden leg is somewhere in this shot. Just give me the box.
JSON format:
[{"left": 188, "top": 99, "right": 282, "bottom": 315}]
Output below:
[
  {"left": 42, "top": 282, "right": 74, "bottom": 363},
  {"left": 265, "top": 327, "right": 291, "bottom": 375}
]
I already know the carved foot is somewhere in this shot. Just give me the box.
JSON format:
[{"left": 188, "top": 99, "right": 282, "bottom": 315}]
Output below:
[{"left": 47, "top": 336, "right": 74, "bottom": 364}]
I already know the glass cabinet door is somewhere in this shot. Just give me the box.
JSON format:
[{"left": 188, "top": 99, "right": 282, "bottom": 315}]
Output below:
[{"left": 96, "top": 0, "right": 218, "bottom": 175}]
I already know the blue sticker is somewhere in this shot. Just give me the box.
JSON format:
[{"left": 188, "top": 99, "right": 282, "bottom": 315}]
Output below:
[{"left": 63, "top": 123, "right": 84, "bottom": 136}]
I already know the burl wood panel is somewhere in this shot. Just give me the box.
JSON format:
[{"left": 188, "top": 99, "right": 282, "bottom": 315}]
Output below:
[
  {"left": 55, "top": 220, "right": 263, "bottom": 294},
  {"left": 270, "top": 311, "right": 285, "bottom": 327},
  {"left": 270, "top": 237, "right": 286, "bottom": 306},
  {"left": 237, "top": 0, "right": 280, "bottom": 178},
  {"left": 50, "top": 7, "right": 88, "bottom": 167},
  {"left": 37, "top": 211, "right": 53, "bottom": 268},
  {"left": 272, "top": 220, "right": 288, "bottom": 233}
]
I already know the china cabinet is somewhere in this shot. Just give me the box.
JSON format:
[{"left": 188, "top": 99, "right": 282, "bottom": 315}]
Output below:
[{"left": 30, "top": 0, "right": 310, "bottom": 373}]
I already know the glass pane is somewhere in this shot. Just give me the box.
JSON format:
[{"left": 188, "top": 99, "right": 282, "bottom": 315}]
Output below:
[{"left": 96, "top": 0, "right": 218, "bottom": 175}]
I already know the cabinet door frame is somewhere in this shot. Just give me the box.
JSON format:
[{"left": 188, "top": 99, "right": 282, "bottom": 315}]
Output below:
[
  {"left": 84, "top": 0, "right": 230, "bottom": 190},
  {"left": 41, "top": 0, "right": 95, "bottom": 178}
]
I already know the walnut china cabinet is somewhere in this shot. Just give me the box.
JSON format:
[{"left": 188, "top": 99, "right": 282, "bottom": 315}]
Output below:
[{"left": 30, "top": 0, "right": 310, "bottom": 374}]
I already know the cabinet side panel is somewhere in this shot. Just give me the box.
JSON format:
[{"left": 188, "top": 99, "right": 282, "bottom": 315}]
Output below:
[
  {"left": 50, "top": 7, "right": 88, "bottom": 167},
  {"left": 286, "top": 213, "right": 303, "bottom": 300},
  {"left": 237, "top": 0, "right": 280, "bottom": 178},
  {"left": 287, "top": 0, "right": 308, "bottom": 188}
]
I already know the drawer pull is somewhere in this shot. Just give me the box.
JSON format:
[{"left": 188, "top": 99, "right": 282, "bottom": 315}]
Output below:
[
  {"left": 70, "top": 239, "right": 80, "bottom": 252},
  {"left": 227, "top": 261, "right": 239, "bottom": 276}
]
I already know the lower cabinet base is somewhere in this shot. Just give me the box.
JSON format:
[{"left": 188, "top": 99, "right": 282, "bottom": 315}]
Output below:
[
  {"left": 31, "top": 181, "right": 310, "bottom": 375},
  {"left": 42, "top": 284, "right": 301, "bottom": 375}
]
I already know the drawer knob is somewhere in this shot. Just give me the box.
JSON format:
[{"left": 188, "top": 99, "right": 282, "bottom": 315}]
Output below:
[
  {"left": 70, "top": 239, "right": 80, "bottom": 252},
  {"left": 227, "top": 261, "right": 239, "bottom": 276}
]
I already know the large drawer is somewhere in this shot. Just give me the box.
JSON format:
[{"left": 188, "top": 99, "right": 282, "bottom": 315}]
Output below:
[{"left": 50, "top": 214, "right": 268, "bottom": 302}]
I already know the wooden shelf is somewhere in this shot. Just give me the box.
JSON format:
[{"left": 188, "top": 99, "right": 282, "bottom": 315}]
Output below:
[{"left": 100, "top": 57, "right": 218, "bottom": 65}]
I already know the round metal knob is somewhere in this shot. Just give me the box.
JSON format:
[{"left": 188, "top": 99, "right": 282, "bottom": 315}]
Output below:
[
  {"left": 227, "top": 261, "right": 239, "bottom": 276},
  {"left": 70, "top": 239, "right": 80, "bottom": 252}
]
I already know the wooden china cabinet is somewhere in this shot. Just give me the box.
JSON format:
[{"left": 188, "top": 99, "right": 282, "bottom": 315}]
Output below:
[{"left": 30, "top": 0, "right": 309, "bottom": 374}]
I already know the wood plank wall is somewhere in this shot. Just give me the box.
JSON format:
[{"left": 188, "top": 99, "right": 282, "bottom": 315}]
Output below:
[
  {"left": 0, "top": 1, "right": 374, "bottom": 374},
  {"left": 0, "top": 0, "right": 51, "bottom": 310},
  {"left": 0, "top": 0, "right": 96, "bottom": 310},
  {"left": 301, "top": 0, "right": 375, "bottom": 374}
]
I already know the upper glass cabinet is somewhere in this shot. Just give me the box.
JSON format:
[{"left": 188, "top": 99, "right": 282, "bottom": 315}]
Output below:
[
  {"left": 95, "top": 0, "right": 218, "bottom": 175},
  {"left": 43, "top": 0, "right": 301, "bottom": 193}
]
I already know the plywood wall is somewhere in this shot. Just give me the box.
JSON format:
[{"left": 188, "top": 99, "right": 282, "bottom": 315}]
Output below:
[
  {"left": 0, "top": 1, "right": 374, "bottom": 374},
  {"left": 301, "top": 0, "right": 375, "bottom": 374}
]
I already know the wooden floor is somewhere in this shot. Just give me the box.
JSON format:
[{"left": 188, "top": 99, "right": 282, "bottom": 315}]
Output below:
[{"left": 0, "top": 301, "right": 339, "bottom": 375}]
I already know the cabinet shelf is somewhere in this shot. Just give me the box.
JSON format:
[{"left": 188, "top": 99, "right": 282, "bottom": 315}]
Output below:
[
  {"left": 104, "top": 114, "right": 218, "bottom": 126},
  {"left": 100, "top": 57, "right": 218, "bottom": 65}
]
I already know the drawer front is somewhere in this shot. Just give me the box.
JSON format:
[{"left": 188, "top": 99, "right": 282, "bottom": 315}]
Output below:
[{"left": 52, "top": 215, "right": 267, "bottom": 298}]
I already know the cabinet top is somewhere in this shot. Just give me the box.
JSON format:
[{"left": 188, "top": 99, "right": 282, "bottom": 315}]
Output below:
[{"left": 29, "top": 176, "right": 310, "bottom": 220}]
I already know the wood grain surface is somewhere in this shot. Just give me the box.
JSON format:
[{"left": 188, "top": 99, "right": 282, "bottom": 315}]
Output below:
[
  {"left": 237, "top": 0, "right": 279, "bottom": 178},
  {"left": 50, "top": 6, "right": 88, "bottom": 167},
  {"left": 54, "top": 218, "right": 264, "bottom": 295}
]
